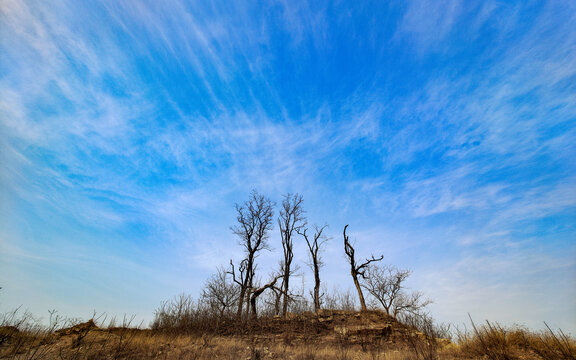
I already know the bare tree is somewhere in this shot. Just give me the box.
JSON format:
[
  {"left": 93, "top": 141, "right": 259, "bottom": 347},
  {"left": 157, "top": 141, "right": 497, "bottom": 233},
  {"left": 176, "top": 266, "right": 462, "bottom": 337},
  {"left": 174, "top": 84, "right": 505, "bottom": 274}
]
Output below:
[
  {"left": 201, "top": 267, "right": 239, "bottom": 318},
  {"left": 343, "top": 224, "right": 383, "bottom": 311},
  {"left": 249, "top": 274, "right": 283, "bottom": 319},
  {"left": 362, "top": 264, "right": 432, "bottom": 317},
  {"left": 229, "top": 190, "right": 274, "bottom": 318},
  {"left": 299, "top": 224, "right": 328, "bottom": 312},
  {"left": 278, "top": 193, "right": 306, "bottom": 317}
]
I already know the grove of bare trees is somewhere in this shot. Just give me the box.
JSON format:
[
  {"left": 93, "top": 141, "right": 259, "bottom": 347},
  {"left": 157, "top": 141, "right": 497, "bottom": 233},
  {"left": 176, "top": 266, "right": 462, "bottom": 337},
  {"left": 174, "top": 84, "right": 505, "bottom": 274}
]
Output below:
[{"left": 194, "top": 190, "right": 432, "bottom": 321}]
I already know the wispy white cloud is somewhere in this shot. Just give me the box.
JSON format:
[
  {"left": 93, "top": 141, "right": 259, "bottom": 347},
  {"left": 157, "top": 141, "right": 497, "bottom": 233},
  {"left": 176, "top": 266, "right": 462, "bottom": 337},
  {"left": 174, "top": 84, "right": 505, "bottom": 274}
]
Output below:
[
  {"left": 354, "top": 0, "right": 576, "bottom": 224},
  {"left": 397, "top": 0, "right": 463, "bottom": 52}
]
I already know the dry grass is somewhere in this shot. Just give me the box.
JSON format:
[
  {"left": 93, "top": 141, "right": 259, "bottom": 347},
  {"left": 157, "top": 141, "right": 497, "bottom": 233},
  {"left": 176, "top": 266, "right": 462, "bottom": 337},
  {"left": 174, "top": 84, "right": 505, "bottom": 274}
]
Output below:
[
  {"left": 1, "top": 309, "right": 574, "bottom": 360},
  {"left": 453, "top": 316, "right": 576, "bottom": 360},
  {"left": 0, "top": 330, "right": 446, "bottom": 360},
  {"left": 1, "top": 327, "right": 574, "bottom": 360}
]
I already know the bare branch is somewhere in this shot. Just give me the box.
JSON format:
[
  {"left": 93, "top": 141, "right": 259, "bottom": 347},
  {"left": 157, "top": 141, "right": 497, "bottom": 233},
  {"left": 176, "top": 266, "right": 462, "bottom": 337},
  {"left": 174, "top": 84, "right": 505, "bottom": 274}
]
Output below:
[{"left": 356, "top": 255, "right": 385, "bottom": 278}]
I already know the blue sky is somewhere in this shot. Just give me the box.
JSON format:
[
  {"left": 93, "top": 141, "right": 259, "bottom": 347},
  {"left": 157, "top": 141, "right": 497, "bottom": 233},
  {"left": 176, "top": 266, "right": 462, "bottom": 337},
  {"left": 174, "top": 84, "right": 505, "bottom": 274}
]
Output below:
[{"left": 1, "top": 0, "right": 575, "bottom": 332}]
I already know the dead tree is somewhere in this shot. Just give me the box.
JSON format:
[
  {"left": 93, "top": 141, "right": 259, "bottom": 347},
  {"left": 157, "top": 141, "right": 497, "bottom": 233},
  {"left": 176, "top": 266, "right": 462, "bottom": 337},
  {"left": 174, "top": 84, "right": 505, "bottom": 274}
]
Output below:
[
  {"left": 250, "top": 274, "right": 283, "bottom": 319},
  {"left": 230, "top": 190, "right": 274, "bottom": 318},
  {"left": 363, "top": 264, "right": 431, "bottom": 317},
  {"left": 343, "top": 224, "right": 383, "bottom": 311},
  {"left": 278, "top": 193, "right": 306, "bottom": 317},
  {"left": 299, "top": 224, "right": 328, "bottom": 312}
]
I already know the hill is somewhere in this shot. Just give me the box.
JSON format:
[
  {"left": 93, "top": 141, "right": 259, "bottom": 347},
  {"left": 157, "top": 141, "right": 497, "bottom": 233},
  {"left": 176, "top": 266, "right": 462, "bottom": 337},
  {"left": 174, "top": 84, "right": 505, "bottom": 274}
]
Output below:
[{"left": 1, "top": 310, "right": 574, "bottom": 359}]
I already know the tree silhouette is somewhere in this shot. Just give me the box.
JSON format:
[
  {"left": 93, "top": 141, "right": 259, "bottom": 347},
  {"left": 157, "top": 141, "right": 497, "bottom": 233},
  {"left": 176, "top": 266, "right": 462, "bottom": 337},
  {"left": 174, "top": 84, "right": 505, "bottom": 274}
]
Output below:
[
  {"left": 343, "top": 224, "right": 383, "bottom": 311},
  {"left": 299, "top": 224, "right": 329, "bottom": 312},
  {"left": 229, "top": 190, "right": 274, "bottom": 318},
  {"left": 278, "top": 193, "right": 306, "bottom": 317}
]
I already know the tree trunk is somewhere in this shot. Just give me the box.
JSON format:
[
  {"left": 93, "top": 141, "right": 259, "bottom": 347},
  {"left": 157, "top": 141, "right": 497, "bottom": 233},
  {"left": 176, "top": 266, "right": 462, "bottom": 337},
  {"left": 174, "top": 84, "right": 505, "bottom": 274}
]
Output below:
[
  {"left": 245, "top": 289, "right": 252, "bottom": 317},
  {"left": 282, "top": 265, "right": 290, "bottom": 316},
  {"left": 313, "top": 261, "right": 321, "bottom": 312},
  {"left": 274, "top": 290, "right": 281, "bottom": 316},
  {"left": 352, "top": 273, "right": 368, "bottom": 311},
  {"left": 236, "top": 288, "right": 245, "bottom": 318},
  {"left": 250, "top": 292, "right": 258, "bottom": 319},
  {"left": 243, "top": 256, "right": 255, "bottom": 318}
]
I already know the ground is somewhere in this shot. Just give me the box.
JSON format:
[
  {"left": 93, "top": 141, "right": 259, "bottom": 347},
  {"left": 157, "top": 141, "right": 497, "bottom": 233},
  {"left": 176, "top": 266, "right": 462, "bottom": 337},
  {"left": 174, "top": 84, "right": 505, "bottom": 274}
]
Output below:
[{"left": 1, "top": 310, "right": 573, "bottom": 359}]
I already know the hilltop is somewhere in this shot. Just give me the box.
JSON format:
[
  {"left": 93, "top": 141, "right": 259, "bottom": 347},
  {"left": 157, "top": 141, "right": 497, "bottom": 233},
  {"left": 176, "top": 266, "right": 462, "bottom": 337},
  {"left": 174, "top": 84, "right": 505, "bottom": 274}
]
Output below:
[{"left": 3, "top": 309, "right": 574, "bottom": 359}]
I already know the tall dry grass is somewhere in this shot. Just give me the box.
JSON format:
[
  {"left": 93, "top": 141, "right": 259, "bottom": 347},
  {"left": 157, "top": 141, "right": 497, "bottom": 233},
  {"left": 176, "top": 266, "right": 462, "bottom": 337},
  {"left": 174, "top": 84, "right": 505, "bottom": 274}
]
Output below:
[{"left": 454, "top": 315, "right": 576, "bottom": 360}]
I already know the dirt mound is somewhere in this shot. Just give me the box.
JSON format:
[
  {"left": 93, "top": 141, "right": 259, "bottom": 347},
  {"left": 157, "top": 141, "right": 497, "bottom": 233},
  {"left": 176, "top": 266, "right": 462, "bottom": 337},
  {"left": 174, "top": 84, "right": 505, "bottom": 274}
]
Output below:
[
  {"left": 304, "top": 310, "right": 416, "bottom": 342},
  {"left": 230, "top": 309, "right": 421, "bottom": 347},
  {"left": 314, "top": 309, "right": 399, "bottom": 337}
]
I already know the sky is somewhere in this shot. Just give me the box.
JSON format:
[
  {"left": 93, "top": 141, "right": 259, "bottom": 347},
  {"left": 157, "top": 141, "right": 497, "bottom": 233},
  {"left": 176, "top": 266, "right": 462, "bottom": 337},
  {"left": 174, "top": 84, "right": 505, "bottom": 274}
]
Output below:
[{"left": 1, "top": 0, "right": 575, "bottom": 333}]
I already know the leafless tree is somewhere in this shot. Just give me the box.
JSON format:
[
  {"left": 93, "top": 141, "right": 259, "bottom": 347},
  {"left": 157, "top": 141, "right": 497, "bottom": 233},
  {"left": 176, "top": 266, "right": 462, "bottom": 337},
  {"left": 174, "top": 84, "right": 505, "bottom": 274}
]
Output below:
[
  {"left": 278, "top": 193, "right": 306, "bottom": 317},
  {"left": 362, "top": 264, "right": 432, "bottom": 317},
  {"left": 249, "top": 274, "right": 283, "bottom": 319},
  {"left": 343, "top": 224, "right": 383, "bottom": 311},
  {"left": 201, "top": 267, "right": 239, "bottom": 318},
  {"left": 229, "top": 190, "right": 274, "bottom": 319},
  {"left": 299, "top": 224, "right": 328, "bottom": 312}
]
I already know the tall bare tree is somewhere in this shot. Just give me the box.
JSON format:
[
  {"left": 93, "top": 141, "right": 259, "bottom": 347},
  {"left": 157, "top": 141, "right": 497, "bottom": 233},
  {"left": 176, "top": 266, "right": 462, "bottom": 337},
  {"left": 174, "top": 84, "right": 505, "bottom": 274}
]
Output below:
[
  {"left": 278, "top": 193, "right": 306, "bottom": 317},
  {"left": 229, "top": 190, "right": 274, "bottom": 318},
  {"left": 343, "top": 224, "right": 383, "bottom": 311},
  {"left": 299, "top": 224, "right": 328, "bottom": 312},
  {"left": 362, "top": 264, "right": 432, "bottom": 317}
]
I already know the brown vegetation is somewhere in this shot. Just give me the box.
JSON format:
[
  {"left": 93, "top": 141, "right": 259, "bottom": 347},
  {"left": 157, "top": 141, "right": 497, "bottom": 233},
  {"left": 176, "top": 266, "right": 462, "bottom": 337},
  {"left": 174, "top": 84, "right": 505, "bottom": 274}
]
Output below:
[{"left": 2, "top": 307, "right": 574, "bottom": 360}]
